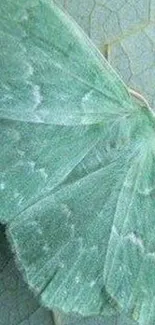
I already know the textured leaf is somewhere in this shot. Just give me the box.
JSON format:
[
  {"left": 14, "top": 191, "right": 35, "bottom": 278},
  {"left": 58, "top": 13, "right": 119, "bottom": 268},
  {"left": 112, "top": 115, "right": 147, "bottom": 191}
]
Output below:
[
  {"left": 1, "top": 1, "right": 155, "bottom": 325},
  {"left": 0, "top": 225, "right": 54, "bottom": 325},
  {"left": 56, "top": 0, "right": 155, "bottom": 107}
]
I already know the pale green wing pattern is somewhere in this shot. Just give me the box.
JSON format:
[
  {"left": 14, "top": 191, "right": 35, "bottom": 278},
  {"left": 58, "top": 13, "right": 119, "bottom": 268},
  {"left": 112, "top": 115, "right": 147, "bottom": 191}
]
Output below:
[
  {"left": 8, "top": 106, "right": 155, "bottom": 322},
  {"left": 0, "top": 0, "right": 134, "bottom": 224},
  {"left": 1, "top": 0, "right": 155, "bottom": 324},
  {"left": 0, "top": 0, "right": 134, "bottom": 125}
]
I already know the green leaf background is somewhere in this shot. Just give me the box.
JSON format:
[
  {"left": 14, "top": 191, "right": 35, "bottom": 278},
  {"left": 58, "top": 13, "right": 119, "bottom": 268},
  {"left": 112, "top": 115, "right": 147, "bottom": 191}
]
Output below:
[
  {"left": 1, "top": 1, "right": 154, "bottom": 324},
  {"left": 55, "top": 0, "right": 155, "bottom": 107}
]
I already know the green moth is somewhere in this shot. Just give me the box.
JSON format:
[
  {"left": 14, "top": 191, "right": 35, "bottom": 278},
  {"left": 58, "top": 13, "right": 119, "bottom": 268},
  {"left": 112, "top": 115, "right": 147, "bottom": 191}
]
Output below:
[{"left": 0, "top": 1, "right": 155, "bottom": 324}]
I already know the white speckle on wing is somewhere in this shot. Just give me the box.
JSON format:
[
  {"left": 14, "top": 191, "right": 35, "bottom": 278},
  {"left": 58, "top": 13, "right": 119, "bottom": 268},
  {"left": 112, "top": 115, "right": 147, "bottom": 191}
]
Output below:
[
  {"left": 34, "top": 115, "right": 44, "bottom": 123},
  {"left": 0, "top": 94, "right": 13, "bottom": 103},
  {"left": 125, "top": 232, "right": 144, "bottom": 251},
  {"left": 143, "top": 188, "right": 153, "bottom": 195},
  {"left": 78, "top": 237, "right": 83, "bottom": 251},
  {"left": 0, "top": 182, "right": 5, "bottom": 190},
  {"left": 43, "top": 244, "right": 50, "bottom": 253},
  {"left": 12, "top": 130, "right": 20, "bottom": 142},
  {"left": 33, "top": 85, "right": 43, "bottom": 109},
  {"left": 91, "top": 245, "right": 98, "bottom": 251},
  {"left": 139, "top": 187, "right": 154, "bottom": 196},
  {"left": 3, "top": 84, "right": 10, "bottom": 91},
  {"left": 14, "top": 191, "right": 20, "bottom": 198},
  {"left": 123, "top": 173, "right": 133, "bottom": 188},
  {"left": 27, "top": 63, "right": 34, "bottom": 77},
  {"left": 112, "top": 225, "right": 119, "bottom": 236},
  {"left": 62, "top": 204, "right": 72, "bottom": 226},
  {"left": 71, "top": 224, "right": 75, "bottom": 237},
  {"left": 62, "top": 289, "right": 67, "bottom": 296},
  {"left": 39, "top": 168, "right": 48, "bottom": 180},
  {"left": 28, "top": 265, "right": 37, "bottom": 275},
  {"left": 59, "top": 262, "right": 65, "bottom": 269},
  {"left": 62, "top": 204, "right": 72, "bottom": 217},
  {"left": 28, "top": 161, "right": 36, "bottom": 172},
  {"left": 37, "top": 228, "right": 43, "bottom": 235},
  {"left": 75, "top": 276, "right": 80, "bottom": 283},
  {"left": 18, "top": 197, "right": 24, "bottom": 206},
  {"left": 90, "top": 280, "right": 96, "bottom": 288},
  {"left": 81, "top": 161, "right": 88, "bottom": 174},
  {"left": 94, "top": 148, "right": 102, "bottom": 164},
  {"left": 21, "top": 10, "right": 28, "bottom": 21},
  {"left": 31, "top": 221, "right": 38, "bottom": 227},
  {"left": 81, "top": 90, "right": 94, "bottom": 120},
  {"left": 82, "top": 90, "right": 94, "bottom": 105},
  {"left": 147, "top": 252, "right": 155, "bottom": 260},
  {"left": 17, "top": 149, "right": 25, "bottom": 157}
]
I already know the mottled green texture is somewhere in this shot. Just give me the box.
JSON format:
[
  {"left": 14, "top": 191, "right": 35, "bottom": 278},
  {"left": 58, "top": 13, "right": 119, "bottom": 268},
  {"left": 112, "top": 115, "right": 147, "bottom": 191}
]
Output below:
[
  {"left": 56, "top": 0, "right": 155, "bottom": 108},
  {"left": 52, "top": 310, "right": 138, "bottom": 325},
  {"left": 1, "top": 1, "right": 155, "bottom": 325},
  {"left": 0, "top": 226, "right": 54, "bottom": 325},
  {"left": 0, "top": 226, "right": 136, "bottom": 325}
]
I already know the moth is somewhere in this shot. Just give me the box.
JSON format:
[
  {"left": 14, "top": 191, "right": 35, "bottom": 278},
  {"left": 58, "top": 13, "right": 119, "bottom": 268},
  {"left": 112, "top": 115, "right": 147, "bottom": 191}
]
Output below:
[{"left": 0, "top": 1, "right": 155, "bottom": 324}]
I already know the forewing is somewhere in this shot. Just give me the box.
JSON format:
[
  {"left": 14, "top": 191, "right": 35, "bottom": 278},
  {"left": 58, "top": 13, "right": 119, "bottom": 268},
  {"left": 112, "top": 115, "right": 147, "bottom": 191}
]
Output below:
[
  {"left": 0, "top": 0, "right": 133, "bottom": 223},
  {"left": 0, "top": 0, "right": 133, "bottom": 125}
]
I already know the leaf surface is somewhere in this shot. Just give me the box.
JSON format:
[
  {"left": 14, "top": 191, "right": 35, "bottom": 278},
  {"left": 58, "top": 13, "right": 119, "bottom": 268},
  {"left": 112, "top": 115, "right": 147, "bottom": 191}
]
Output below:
[{"left": 56, "top": 0, "right": 155, "bottom": 107}]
